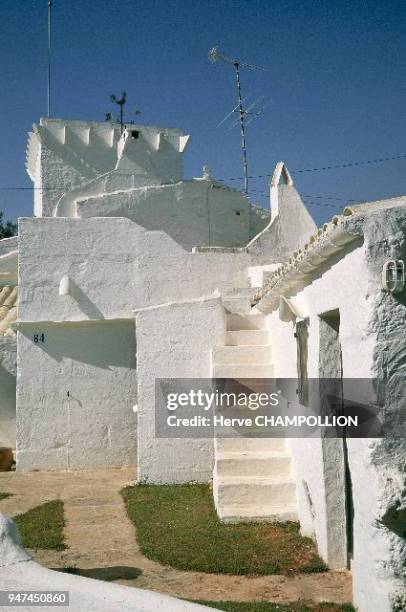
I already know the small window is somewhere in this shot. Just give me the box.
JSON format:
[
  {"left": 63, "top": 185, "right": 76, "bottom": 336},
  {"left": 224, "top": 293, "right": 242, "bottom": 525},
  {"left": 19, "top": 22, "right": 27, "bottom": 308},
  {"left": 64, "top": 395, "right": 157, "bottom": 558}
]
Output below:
[
  {"left": 130, "top": 130, "right": 140, "bottom": 139},
  {"left": 235, "top": 211, "right": 241, "bottom": 216}
]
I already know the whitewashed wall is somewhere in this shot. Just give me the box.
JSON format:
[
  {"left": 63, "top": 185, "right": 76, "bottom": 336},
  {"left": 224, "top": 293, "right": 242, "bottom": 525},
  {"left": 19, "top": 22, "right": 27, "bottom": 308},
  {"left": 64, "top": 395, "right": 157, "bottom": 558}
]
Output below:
[
  {"left": 266, "top": 243, "right": 371, "bottom": 567},
  {"left": 28, "top": 119, "right": 186, "bottom": 218},
  {"left": 18, "top": 217, "right": 258, "bottom": 322},
  {"left": 135, "top": 294, "right": 225, "bottom": 483},
  {"left": 265, "top": 210, "right": 406, "bottom": 611},
  {"left": 16, "top": 321, "right": 137, "bottom": 470},
  {"left": 27, "top": 119, "right": 270, "bottom": 248},
  {"left": 0, "top": 337, "right": 16, "bottom": 448},
  {"left": 17, "top": 217, "right": 260, "bottom": 471},
  {"left": 76, "top": 180, "right": 268, "bottom": 250}
]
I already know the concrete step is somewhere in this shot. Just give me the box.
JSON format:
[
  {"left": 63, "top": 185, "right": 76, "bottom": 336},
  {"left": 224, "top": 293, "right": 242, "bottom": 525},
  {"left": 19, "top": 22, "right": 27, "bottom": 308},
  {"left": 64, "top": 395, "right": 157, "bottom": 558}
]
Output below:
[
  {"left": 214, "top": 475, "right": 297, "bottom": 507},
  {"left": 215, "top": 451, "right": 292, "bottom": 477},
  {"left": 213, "top": 345, "right": 272, "bottom": 365},
  {"left": 226, "top": 313, "right": 266, "bottom": 331},
  {"left": 226, "top": 330, "right": 269, "bottom": 346},
  {"left": 216, "top": 438, "right": 286, "bottom": 452},
  {"left": 212, "top": 364, "right": 273, "bottom": 378},
  {"left": 227, "top": 287, "right": 261, "bottom": 296},
  {"left": 217, "top": 504, "right": 298, "bottom": 523},
  {"left": 222, "top": 295, "right": 252, "bottom": 314}
]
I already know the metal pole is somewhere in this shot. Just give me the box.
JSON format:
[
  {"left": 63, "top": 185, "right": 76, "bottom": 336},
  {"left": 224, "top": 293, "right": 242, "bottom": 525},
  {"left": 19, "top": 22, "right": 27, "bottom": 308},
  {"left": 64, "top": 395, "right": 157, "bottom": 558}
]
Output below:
[
  {"left": 47, "top": 0, "right": 52, "bottom": 117},
  {"left": 234, "top": 62, "right": 249, "bottom": 194}
]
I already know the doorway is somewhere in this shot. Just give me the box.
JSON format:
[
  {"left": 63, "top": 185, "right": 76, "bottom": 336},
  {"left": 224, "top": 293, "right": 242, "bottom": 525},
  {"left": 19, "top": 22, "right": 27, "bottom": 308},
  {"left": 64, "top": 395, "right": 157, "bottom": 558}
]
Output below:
[{"left": 319, "top": 309, "right": 354, "bottom": 568}]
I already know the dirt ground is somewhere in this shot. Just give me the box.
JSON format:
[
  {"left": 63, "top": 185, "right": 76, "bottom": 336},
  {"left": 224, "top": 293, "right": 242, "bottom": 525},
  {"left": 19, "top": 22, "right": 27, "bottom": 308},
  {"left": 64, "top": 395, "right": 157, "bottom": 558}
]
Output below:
[{"left": 0, "top": 468, "right": 352, "bottom": 604}]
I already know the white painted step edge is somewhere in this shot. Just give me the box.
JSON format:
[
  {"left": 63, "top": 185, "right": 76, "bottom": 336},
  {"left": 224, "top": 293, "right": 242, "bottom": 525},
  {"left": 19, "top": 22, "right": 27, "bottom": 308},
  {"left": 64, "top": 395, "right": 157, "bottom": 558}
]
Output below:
[
  {"left": 216, "top": 450, "right": 290, "bottom": 459},
  {"left": 218, "top": 506, "right": 298, "bottom": 523}
]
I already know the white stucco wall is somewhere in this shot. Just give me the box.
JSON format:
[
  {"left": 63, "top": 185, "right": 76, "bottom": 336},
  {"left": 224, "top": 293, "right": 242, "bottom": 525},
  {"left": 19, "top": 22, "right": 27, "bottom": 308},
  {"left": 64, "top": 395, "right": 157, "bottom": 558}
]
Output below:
[
  {"left": 27, "top": 119, "right": 189, "bottom": 218},
  {"left": 248, "top": 180, "right": 317, "bottom": 261},
  {"left": 27, "top": 118, "right": 270, "bottom": 248},
  {"left": 135, "top": 294, "right": 225, "bottom": 483},
  {"left": 16, "top": 217, "right": 260, "bottom": 471},
  {"left": 264, "top": 213, "right": 406, "bottom": 611},
  {"left": 18, "top": 217, "right": 258, "bottom": 322},
  {"left": 16, "top": 320, "right": 137, "bottom": 470},
  {"left": 347, "top": 438, "right": 405, "bottom": 612},
  {"left": 0, "top": 337, "right": 16, "bottom": 448},
  {"left": 76, "top": 180, "right": 268, "bottom": 249},
  {"left": 266, "top": 242, "right": 373, "bottom": 569}
]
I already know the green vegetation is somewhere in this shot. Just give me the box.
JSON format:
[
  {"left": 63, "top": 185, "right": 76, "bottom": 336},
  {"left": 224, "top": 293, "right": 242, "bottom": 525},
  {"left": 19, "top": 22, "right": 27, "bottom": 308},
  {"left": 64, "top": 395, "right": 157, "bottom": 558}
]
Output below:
[
  {"left": 0, "top": 211, "right": 17, "bottom": 239},
  {"left": 0, "top": 492, "right": 12, "bottom": 500},
  {"left": 14, "top": 500, "right": 66, "bottom": 550},
  {"left": 194, "top": 603, "right": 355, "bottom": 612},
  {"left": 121, "top": 484, "right": 328, "bottom": 575}
]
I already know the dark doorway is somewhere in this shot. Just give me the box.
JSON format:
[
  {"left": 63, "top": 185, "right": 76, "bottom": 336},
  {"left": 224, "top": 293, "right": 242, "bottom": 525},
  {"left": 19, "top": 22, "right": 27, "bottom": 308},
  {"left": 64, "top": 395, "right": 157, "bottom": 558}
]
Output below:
[
  {"left": 295, "top": 319, "right": 309, "bottom": 406},
  {"left": 319, "top": 309, "right": 354, "bottom": 567}
]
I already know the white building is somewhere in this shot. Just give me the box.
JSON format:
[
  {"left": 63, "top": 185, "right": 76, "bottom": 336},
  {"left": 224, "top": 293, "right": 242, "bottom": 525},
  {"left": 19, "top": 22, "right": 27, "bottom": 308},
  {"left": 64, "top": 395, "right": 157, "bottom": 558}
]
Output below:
[{"left": 0, "top": 118, "right": 404, "bottom": 612}]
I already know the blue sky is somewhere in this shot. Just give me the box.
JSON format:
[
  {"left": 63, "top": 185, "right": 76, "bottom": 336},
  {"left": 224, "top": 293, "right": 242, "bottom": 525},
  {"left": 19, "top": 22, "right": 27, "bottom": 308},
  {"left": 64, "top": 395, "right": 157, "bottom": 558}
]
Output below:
[{"left": 0, "top": 0, "right": 405, "bottom": 226}]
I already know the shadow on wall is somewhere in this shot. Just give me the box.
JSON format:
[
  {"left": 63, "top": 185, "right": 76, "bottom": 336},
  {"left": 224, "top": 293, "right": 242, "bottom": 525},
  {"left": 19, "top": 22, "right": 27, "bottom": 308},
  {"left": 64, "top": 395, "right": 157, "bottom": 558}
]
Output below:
[
  {"left": 20, "top": 321, "right": 136, "bottom": 370},
  {"left": 43, "top": 126, "right": 117, "bottom": 180},
  {"left": 67, "top": 279, "right": 105, "bottom": 320}
]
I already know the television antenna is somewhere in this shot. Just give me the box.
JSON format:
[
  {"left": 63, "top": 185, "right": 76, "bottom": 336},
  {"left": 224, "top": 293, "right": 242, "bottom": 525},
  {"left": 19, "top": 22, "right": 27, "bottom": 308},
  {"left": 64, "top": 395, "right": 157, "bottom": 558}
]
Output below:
[
  {"left": 47, "top": 0, "right": 52, "bottom": 117},
  {"left": 209, "top": 45, "right": 266, "bottom": 194}
]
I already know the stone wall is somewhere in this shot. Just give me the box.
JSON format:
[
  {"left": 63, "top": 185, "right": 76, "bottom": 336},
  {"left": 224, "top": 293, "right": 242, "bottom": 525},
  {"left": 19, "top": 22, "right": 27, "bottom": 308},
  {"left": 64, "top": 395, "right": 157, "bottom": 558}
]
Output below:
[{"left": 350, "top": 205, "right": 406, "bottom": 612}]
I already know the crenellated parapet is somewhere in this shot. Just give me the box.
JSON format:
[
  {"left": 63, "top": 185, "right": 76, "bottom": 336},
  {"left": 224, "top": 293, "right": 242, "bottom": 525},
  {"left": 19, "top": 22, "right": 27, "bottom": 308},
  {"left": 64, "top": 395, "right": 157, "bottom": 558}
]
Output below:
[{"left": 26, "top": 118, "right": 191, "bottom": 217}]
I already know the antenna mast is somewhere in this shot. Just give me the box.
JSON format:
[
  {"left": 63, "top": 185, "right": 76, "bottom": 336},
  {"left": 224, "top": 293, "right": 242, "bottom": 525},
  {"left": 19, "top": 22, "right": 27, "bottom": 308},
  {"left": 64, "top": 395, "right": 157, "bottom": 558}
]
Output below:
[
  {"left": 47, "top": 0, "right": 52, "bottom": 117},
  {"left": 234, "top": 62, "right": 248, "bottom": 194},
  {"left": 209, "top": 46, "right": 266, "bottom": 195}
]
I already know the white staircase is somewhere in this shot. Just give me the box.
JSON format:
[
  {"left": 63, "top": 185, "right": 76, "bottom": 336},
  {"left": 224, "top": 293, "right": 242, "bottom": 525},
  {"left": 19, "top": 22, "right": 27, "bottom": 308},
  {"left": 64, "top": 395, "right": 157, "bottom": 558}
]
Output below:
[{"left": 211, "top": 288, "right": 298, "bottom": 523}]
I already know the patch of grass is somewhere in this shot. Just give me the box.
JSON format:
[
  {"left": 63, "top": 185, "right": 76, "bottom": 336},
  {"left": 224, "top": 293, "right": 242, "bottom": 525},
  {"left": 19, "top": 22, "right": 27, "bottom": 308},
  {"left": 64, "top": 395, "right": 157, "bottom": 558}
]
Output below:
[
  {"left": 14, "top": 500, "right": 66, "bottom": 551},
  {"left": 121, "top": 484, "right": 328, "bottom": 575},
  {"left": 193, "top": 603, "right": 355, "bottom": 612},
  {"left": 0, "top": 492, "right": 12, "bottom": 500}
]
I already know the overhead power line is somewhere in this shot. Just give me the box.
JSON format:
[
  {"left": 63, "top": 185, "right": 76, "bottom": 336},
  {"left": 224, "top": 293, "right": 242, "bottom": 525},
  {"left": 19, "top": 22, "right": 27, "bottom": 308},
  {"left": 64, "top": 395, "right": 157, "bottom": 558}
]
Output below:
[
  {"left": 222, "top": 153, "right": 406, "bottom": 182},
  {"left": 1, "top": 152, "right": 405, "bottom": 214},
  {"left": 1, "top": 152, "right": 405, "bottom": 192}
]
